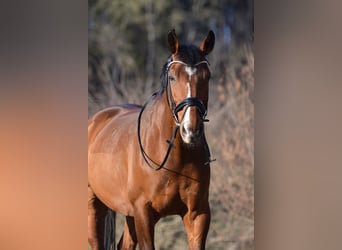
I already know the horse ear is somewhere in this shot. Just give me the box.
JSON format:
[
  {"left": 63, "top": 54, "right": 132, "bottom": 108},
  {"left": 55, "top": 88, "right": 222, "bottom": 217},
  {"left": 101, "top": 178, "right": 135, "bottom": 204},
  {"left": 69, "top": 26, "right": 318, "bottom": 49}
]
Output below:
[
  {"left": 167, "top": 29, "right": 179, "bottom": 54},
  {"left": 200, "top": 30, "right": 215, "bottom": 55}
]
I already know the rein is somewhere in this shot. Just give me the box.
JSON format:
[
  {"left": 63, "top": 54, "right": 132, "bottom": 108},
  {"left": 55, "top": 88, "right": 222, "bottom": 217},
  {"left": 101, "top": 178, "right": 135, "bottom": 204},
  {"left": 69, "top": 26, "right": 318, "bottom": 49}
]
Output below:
[
  {"left": 137, "top": 59, "right": 214, "bottom": 171},
  {"left": 137, "top": 92, "right": 179, "bottom": 171}
]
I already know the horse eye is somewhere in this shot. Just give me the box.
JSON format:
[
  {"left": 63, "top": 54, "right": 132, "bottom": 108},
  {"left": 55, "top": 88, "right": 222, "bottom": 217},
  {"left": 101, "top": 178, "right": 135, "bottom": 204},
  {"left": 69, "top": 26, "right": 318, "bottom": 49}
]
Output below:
[
  {"left": 168, "top": 75, "right": 176, "bottom": 83},
  {"left": 204, "top": 72, "right": 211, "bottom": 81}
]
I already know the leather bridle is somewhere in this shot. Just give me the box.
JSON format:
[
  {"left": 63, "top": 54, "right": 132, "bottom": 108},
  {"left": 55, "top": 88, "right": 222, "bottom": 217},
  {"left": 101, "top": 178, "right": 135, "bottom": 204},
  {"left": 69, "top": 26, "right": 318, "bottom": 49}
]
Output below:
[{"left": 165, "top": 60, "right": 210, "bottom": 125}]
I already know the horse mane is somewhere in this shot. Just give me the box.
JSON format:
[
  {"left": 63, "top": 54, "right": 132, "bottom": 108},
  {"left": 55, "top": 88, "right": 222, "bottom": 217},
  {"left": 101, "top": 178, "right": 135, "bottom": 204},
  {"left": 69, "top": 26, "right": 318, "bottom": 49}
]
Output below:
[{"left": 159, "top": 57, "right": 171, "bottom": 94}]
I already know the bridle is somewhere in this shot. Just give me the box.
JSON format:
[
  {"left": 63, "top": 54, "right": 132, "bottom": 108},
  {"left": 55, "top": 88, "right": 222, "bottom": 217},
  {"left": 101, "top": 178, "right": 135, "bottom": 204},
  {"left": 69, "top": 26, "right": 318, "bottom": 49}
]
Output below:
[
  {"left": 137, "top": 58, "right": 214, "bottom": 171},
  {"left": 165, "top": 59, "right": 210, "bottom": 125}
]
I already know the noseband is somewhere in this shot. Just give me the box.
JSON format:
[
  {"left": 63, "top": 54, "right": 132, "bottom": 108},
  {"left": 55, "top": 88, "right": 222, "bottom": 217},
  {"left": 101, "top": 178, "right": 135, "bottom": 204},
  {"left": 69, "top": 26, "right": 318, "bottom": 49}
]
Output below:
[
  {"left": 137, "top": 58, "right": 214, "bottom": 171},
  {"left": 165, "top": 60, "right": 210, "bottom": 125}
]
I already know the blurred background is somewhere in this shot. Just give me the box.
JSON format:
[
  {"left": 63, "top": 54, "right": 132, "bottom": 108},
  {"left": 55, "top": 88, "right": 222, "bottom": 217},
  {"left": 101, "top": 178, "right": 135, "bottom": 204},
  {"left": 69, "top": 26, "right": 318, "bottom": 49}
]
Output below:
[
  {"left": 1, "top": 0, "right": 342, "bottom": 250},
  {"left": 88, "top": 0, "right": 254, "bottom": 249},
  {"left": 3, "top": 0, "right": 341, "bottom": 250}
]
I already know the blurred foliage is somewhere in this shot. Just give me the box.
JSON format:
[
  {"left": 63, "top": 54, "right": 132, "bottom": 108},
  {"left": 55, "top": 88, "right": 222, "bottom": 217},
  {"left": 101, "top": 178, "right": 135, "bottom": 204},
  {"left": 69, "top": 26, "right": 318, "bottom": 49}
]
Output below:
[
  {"left": 88, "top": 0, "right": 254, "bottom": 249},
  {"left": 88, "top": 0, "right": 253, "bottom": 113}
]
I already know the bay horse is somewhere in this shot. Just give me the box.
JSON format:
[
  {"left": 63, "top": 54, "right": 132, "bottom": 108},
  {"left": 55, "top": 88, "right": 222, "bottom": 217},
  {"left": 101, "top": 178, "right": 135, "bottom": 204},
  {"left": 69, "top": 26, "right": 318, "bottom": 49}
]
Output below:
[{"left": 88, "top": 29, "right": 215, "bottom": 250}]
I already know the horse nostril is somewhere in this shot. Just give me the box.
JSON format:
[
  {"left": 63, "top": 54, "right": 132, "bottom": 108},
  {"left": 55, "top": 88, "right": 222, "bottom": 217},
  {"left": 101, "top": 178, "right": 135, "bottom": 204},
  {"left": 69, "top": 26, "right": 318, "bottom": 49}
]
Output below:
[
  {"left": 182, "top": 125, "right": 188, "bottom": 135},
  {"left": 181, "top": 122, "right": 203, "bottom": 137},
  {"left": 181, "top": 122, "right": 192, "bottom": 137}
]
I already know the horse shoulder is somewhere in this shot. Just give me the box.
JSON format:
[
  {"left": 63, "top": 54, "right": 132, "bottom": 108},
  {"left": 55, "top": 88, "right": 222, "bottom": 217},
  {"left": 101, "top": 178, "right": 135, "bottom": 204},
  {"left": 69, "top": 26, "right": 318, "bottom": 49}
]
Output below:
[{"left": 88, "top": 105, "right": 141, "bottom": 144}]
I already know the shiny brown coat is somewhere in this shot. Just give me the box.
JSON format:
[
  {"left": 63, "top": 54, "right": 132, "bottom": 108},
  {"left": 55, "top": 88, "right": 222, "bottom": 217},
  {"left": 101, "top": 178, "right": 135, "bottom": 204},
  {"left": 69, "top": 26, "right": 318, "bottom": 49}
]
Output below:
[{"left": 88, "top": 30, "right": 215, "bottom": 250}]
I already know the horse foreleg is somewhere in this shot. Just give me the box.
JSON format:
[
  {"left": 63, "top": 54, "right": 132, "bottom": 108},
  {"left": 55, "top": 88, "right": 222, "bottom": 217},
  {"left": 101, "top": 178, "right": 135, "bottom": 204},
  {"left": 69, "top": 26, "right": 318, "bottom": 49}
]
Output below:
[
  {"left": 182, "top": 204, "right": 211, "bottom": 250},
  {"left": 117, "top": 216, "right": 137, "bottom": 250},
  {"left": 133, "top": 203, "right": 158, "bottom": 250},
  {"left": 88, "top": 186, "right": 107, "bottom": 250}
]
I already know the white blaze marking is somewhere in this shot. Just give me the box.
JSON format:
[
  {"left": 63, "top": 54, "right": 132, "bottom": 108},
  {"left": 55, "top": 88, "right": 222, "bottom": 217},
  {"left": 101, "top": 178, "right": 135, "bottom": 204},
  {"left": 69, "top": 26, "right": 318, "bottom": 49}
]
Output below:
[
  {"left": 185, "top": 66, "right": 197, "bottom": 80},
  {"left": 183, "top": 83, "right": 191, "bottom": 126},
  {"left": 184, "top": 67, "right": 196, "bottom": 129},
  {"left": 186, "top": 82, "right": 191, "bottom": 97}
]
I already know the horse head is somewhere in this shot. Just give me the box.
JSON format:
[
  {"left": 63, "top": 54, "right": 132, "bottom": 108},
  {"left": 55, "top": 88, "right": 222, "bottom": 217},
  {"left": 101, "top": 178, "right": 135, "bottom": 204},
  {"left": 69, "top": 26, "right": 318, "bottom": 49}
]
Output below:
[{"left": 166, "top": 29, "right": 215, "bottom": 145}]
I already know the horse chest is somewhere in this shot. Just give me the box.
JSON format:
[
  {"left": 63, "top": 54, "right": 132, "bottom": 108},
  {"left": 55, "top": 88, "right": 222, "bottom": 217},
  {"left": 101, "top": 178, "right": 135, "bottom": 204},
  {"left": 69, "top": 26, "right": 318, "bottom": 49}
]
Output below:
[{"left": 150, "top": 172, "right": 205, "bottom": 215}]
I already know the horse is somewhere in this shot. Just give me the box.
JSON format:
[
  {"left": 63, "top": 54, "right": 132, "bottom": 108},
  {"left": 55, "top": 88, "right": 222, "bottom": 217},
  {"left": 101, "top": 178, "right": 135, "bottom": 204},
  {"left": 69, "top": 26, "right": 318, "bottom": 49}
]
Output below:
[{"left": 88, "top": 29, "right": 215, "bottom": 250}]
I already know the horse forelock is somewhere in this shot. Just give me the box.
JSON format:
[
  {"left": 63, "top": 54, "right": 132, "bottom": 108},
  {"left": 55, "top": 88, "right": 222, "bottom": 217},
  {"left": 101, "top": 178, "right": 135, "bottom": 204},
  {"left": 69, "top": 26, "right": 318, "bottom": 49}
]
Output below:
[{"left": 175, "top": 45, "right": 205, "bottom": 64}]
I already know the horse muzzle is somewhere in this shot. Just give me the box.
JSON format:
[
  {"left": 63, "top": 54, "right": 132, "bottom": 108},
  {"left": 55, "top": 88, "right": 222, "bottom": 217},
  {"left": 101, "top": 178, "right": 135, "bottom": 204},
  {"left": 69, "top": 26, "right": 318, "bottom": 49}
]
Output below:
[
  {"left": 173, "top": 97, "right": 208, "bottom": 144},
  {"left": 180, "top": 118, "right": 204, "bottom": 144}
]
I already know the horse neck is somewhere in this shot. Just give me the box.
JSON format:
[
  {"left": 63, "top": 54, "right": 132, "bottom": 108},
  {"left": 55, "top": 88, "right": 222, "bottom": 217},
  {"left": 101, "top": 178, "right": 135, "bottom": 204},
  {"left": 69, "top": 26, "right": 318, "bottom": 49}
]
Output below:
[
  {"left": 144, "top": 91, "right": 179, "bottom": 142},
  {"left": 141, "top": 91, "right": 208, "bottom": 162},
  {"left": 139, "top": 91, "right": 184, "bottom": 164}
]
